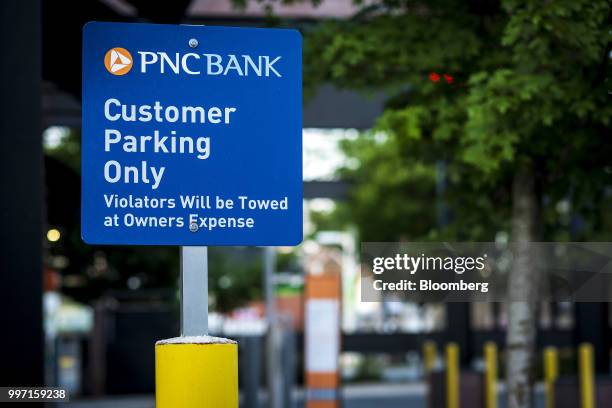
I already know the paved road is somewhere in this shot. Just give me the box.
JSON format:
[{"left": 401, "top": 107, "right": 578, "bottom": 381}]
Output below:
[
  {"left": 68, "top": 382, "right": 545, "bottom": 408},
  {"left": 68, "top": 383, "right": 424, "bottom": 408}
]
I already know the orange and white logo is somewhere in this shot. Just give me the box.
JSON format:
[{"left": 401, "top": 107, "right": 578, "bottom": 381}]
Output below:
[{"left": 104, "top": 47, "right": 133, "bottom": 75}]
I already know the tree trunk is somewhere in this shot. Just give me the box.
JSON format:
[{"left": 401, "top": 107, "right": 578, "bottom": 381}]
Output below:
[{"left": 506, "top": 161, "right": 539, "bottom": 408}]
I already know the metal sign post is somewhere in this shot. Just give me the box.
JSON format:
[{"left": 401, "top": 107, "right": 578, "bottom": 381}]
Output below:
[
  {"left": 180, "top": 246, "right": 208, "bottom": 336},
  {"left": 264, "top": 247, "right": 284, "bottom": 408}
]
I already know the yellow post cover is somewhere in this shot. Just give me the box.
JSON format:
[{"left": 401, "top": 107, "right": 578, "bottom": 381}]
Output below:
[
  {"left": 446, "top": 342, "right": 459, "bottom": 408},
  {"left": 156, "top": 336, "right": 238, "bottom": 408},
  {"left": 579, "top": 343, "right": 595, "bottom": 408}
]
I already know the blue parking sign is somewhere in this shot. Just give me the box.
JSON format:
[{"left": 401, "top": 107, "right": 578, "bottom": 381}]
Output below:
[{"left": 82, "top": 22, "right": 302, "bottom": 245}]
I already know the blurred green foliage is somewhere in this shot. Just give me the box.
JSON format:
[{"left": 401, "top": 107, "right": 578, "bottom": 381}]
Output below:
[
  {"left": 208, "top": 248, "right": 262, "bottom": 312},
  {"left": 305, "top": 0, "right": 611, "bottom": 242}
]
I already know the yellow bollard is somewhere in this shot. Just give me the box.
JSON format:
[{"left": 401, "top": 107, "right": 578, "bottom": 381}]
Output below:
[
  {"left": 544, "top": 347, "right": 558, "bottom": 408},
  {"left": 446, "top": 343, "right": 459, "bottom": 408},
  {"left": 484, "top": 342, "right": 497, "bottom": 408},
  {"left": 579, "top": 343, "right": 595, "bottom": 408},
  {"left": 155, "top": 336, "right": 238, "bottom": 408},
  {"left": 423, "top": 341, "right": 438, "bottom": 375}
]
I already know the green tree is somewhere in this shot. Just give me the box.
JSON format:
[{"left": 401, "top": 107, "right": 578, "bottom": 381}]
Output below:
[{"left": 304, "top": 1, "right": 611, "bottom": 407}]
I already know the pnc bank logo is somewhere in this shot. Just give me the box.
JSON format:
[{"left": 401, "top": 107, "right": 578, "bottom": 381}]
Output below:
[
  {"left": 104, "top": 47, "right": 133, "bottom": 75},
  {"left": 102, "top": 47, "right": 283, "bottom": 78}
]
